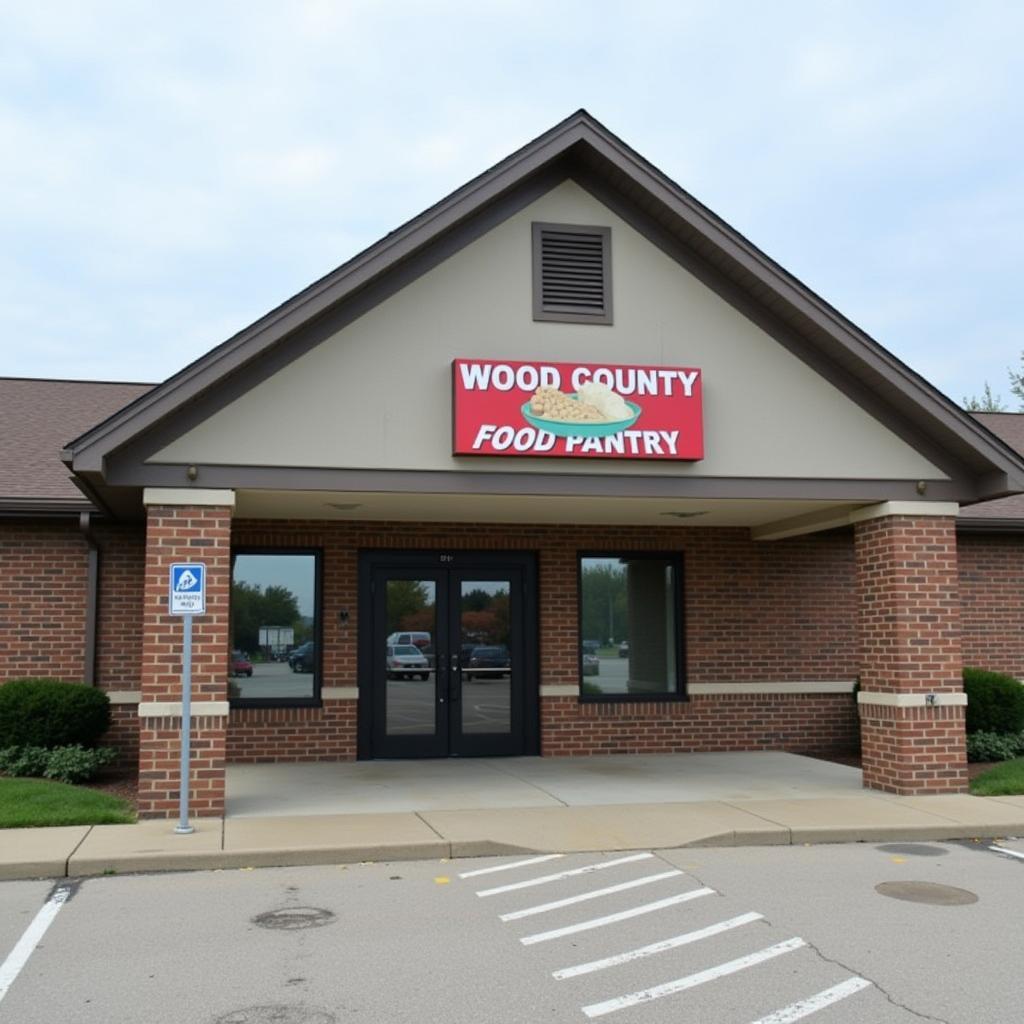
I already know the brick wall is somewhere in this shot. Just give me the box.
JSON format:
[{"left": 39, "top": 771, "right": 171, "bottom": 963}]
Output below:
[
  {"left": 138, "top": 714, "right": 225, "bottom": 817},
  {"left": 0, "top": 519, "right": 144, "bottom": 769},
  {"left": 227, "top": 701, "right": 357, "bottom": 762},
  {"left": 14, "top": 513, "right": 1006, "bottom": 779},
  {"left": 541, "top": 693, "right": 859, "bottom": 756},
  {"left": 855, "top": 515, "right": 966, "bottom": 794},
  {"left": 229, "top": 519, "right": 859, "bottom": 761},
  {"left": 0, "top": 520, "right": 88, "bottom": 682},
  {"left": 959, "top": 532, "right": 1024, "bottom": 677},
  {"left": 105, "top": 703, "right": 141, "bottom": 766},
  {"left": 95, "top": 523, "right": 145, "bottom": 692},
  {"left": 138, "top": 504, "right": 232, "bottom": 817}
]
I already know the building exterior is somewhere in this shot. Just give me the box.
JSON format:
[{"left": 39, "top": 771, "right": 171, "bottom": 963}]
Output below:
[{"left": 3, "top": 111, "right": 1024, "bottom": 818}]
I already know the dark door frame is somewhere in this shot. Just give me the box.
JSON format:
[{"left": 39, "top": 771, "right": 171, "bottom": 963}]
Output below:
[{"left": 356, "top": 549, "right": 539, "bottom": 759}]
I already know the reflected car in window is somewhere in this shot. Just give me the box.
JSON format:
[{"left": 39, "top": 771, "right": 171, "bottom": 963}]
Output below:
[
  {"left": 386, "top": 644, "right": 430, "bottom": 680},
  {"left": 465, "top": 645, "right": 511, "bottom": 680},
  {"left": 230, "top": 650, "right": 253, "bottom": 677},
  {"left": 386, "top": 631, "right": 432, "bottom": 650},
  {"left": 289, "top": 642, "right": 315, "bottom": 673}
]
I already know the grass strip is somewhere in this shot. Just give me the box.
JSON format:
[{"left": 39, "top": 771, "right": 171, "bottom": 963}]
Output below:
[
  {"left": 0, "top": 777, "right": 135, "bottom": 828},
  {"left": 969, "top": 757, "right": 1024, "bottom": 796}
]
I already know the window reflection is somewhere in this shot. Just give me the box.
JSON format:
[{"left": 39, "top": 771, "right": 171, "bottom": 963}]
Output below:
[
  {"left": 460, "top": 580, "right": 512, "bottom": 734},
  {"left": 579, "top": 555, "right": 679, "bottom": 697},
  {"left": 384, "top": 580, "right": 437, "bottom": 736},
  {"left": 230, "top": 552, "right": 317, "bottom": 702}
]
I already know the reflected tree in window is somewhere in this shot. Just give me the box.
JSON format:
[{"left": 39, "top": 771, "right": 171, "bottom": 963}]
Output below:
[
  {"left": 230, "top": 552, "right": 318, "bottom": 703},
  {"left": 579, "top": 555, "right": 679, "bottom": 697},
  {"left": 386, "top": 580, "right": 436, "bottom": 634}
]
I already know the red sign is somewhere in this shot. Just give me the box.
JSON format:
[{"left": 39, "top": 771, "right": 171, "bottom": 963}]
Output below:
[{"left": 452, "top": 359, "right": 703, "bottom": 461}]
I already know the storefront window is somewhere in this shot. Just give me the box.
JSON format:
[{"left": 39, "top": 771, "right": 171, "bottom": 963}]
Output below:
[
  {"left": 229, "top": 550, "right": 320, "bottom": 704},
  {"left": 578, "top": 554, "right": 682, "bottom": 699}
]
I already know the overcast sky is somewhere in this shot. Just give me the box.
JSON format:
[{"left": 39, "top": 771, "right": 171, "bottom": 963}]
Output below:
[{"left": 2, "top": 2, "right": 1022, "bottom": 408}]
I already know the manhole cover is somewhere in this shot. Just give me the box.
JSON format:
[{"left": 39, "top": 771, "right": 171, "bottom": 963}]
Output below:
[
  {"left": 251, "top": 907, "right": 336, "bottom": 930},
  {"left": 876, "top": 843, "right": 949, "bottom": 857},
  {"left": 214, "top": 1007, "right": 336, "bottom": 1024},
  {"left": 875, "top": 881, "right": 978, "bottom": 905}
]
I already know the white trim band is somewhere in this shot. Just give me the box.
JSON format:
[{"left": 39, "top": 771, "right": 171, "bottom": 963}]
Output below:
[
  {"left": 106, "top": 690, "right": 142, "bottom": 705},
  {"left": 143, "top": 487, "right": 236, "bottom": 509},
  {"left": 541, "top": 681, "right": 855, "bottom": 697},
  {"left": 857, "top": 691, "right": 967, "bottom": 708},
  {"left": 321, "top": 686, "right": 359, "bottom": 700},
  {"left": 138, "top": 701, "right": 231, "bottom": 717},
  {"left": 690, "top": 681, "right": 855, "bottom": 695}
]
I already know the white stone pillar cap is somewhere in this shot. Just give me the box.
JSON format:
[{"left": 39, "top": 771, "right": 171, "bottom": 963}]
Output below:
[{"left": 143, "top": 488, "right": 236, "bottom": 508}]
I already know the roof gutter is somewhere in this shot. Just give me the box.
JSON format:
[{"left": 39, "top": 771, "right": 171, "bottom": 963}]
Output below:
[{"left": 79, "top": 511, "right": 100, "bottom": 686}]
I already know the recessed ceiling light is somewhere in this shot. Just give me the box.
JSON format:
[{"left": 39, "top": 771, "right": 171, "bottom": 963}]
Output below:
[{"left": 660, "top": 511, "right": 706, "bottom": 519}]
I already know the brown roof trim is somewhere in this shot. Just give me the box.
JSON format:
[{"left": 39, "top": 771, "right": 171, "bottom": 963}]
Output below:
[
  {"left": 957, "top": 518, "right": 1024, "bottom": 534},
  {"left": 0, "top": 497, "right": 95, "bottom": 518},
  {"left": 0, "top": 375, "right": 156, "bottom": 386},
  {"left": 63, "top": 110, "right": 1024, "bottom": 498}
]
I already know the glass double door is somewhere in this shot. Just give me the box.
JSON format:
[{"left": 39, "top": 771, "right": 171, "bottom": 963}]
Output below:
[{"left": 363, "top": 553, "right": 535, "bottom": 758}]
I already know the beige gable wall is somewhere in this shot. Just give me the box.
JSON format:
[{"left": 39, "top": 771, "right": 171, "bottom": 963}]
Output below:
[{"left": 152, "top": 181, "right": 946, "bottom": 481}]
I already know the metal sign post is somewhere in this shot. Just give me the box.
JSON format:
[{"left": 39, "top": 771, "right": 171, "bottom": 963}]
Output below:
[{"left": 169, "top": 563, "right": 206, "bottom": 835}]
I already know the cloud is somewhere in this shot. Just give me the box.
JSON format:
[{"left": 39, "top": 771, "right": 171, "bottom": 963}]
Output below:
[{"left": 0, "top": 1, "right": 1021, "bottom": 401}]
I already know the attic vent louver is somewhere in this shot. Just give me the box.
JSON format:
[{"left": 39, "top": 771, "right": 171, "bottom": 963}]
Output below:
[{"left": 532, "top": 222, "right": 612, "bottom": 324}]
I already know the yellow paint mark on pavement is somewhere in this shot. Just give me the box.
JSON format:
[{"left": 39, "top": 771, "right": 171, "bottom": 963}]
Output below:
[
  {"left": 434, "top": 876, "right": 451, "bottom": 885},
  {"left": 890, "top": 857, "right": 906, "bottom": 864}
]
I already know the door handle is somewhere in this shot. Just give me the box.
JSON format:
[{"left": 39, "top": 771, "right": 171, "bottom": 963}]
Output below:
[{"left": 450, "top": 654, "right": 461, "bottom": 701}]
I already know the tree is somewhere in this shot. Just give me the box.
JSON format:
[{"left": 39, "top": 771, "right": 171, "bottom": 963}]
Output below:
[
  {"left": 963, "top": 382, "right": 1008, "bottom": 412},
  {"left": 580, "top": 562, "right": 628, "bottom": 645},
  {"left": 385, "top": 579, "right": 433, "bottom": 634},
  {"left": 230, "top": 581, "right": 303, "bottom": 653},
  {"left": 1010, "top": 361, "right": 1024, "bottom": 409}
]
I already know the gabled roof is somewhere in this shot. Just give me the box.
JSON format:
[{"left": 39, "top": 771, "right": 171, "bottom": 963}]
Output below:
[
  {"left": 61, "top": 109, "right": 1024, "bottom": 507},
  {"left": 0, "top": 378, "right": 153, "bottom": 514}
]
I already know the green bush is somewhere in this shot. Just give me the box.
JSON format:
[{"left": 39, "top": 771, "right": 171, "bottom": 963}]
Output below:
[
  {"left": 42, "top": 746, "right": 118, "bottom": 784},
  {"left": 0, "top": 745, "right": 117, "bottom": 784},
  {"left": 966, "top": 731, "right": 1024, "bottom": 763},
  {"left": 0, "top": 679, "right": 111, "bottom": 749},
  {"left": 963, "top": 668, "right": 1024, "bottom": 734},
  {"left": 0, "top": 746, "right": 51, "bottom": 777}
]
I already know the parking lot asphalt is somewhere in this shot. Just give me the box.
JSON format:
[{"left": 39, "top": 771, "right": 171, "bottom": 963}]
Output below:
[{"left": 0, "top": 840, "right": 1021, "bottom": 1023}]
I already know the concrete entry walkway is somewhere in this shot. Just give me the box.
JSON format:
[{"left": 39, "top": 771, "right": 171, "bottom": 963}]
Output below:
[{"left": 225, "top": 752, "right": 864, "bottom": 818}]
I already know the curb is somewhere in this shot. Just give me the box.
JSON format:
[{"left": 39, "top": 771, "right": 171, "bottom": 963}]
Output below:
[{"left": 2, "top": 821, "right": 1021, "bottom": 882}]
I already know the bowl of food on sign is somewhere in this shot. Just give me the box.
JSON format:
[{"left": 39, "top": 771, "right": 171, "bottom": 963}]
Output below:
[{"left": 520, "top": 382, "right": 641, "bottom": 438}]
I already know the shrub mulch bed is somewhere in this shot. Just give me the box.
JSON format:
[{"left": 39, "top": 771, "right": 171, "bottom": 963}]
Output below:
[{"left": 84, "top": 773, "right": 139, "bottom": 813}]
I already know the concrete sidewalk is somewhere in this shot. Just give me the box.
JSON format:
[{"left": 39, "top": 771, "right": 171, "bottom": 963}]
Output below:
[{"left": 3, "top": 791, "right": 1024, "bottom": 881}]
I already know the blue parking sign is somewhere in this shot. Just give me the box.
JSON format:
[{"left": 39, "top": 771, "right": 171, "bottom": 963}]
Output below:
[{"left": 169, "top": 563, "right": 206, "bottom": 615}]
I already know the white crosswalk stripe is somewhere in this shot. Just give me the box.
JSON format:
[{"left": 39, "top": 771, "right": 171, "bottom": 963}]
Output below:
[
  {"left": 552, "top": 912, "right": 764, "bottom": 980},
  {"left": 458, "top": 854, "right": 564, "bottom": 878},
  {"left": 500, "top": 870, "right": 682, "bottom": 922},
  {"left": 475, "top": 852, "right": 654, "bottom": 897},
  {"left": 520, "top": 888, "right": 715, "bottom": 945},
  {"left": 748, "top": 976, "right": 872, "bottom": 1023},
  {"left": 581, "top": 937, "right": 807, "bottom": 1018}
]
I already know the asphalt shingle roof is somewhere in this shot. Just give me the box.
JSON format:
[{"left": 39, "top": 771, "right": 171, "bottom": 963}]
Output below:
[
  {"left": 0, "top": 378, "right": 153, "bottom": 502},
  {"left": 962, "top": 413, "right": 1024, "bottom": 521}
]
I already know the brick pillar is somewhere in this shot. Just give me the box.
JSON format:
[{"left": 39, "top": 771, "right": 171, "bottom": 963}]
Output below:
[
  {"left": 138, "top": 492, "right": 234, "bottom": 818},
  {"left": 854, "top": 510, "right": 967, "bottom": 794}
]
